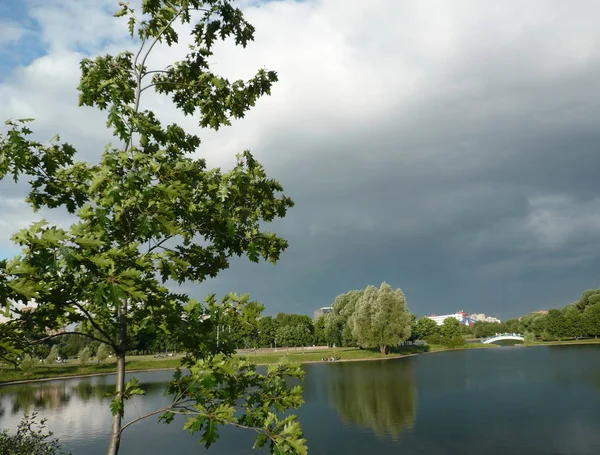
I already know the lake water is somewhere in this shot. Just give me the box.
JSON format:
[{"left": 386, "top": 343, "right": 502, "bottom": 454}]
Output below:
[{"left": 2, "top": 345, "right": 600, "bottom": 455}]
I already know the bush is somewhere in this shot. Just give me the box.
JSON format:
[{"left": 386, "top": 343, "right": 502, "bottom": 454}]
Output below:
[
  {"left": 96, "top": 344, "right": 108, "bottom": 364},
  {"left": 78, "top": 347, "right": 91, "bottom": 365},
  {"left": 524, "top": 332, "right": 536, "bottom": 345},
  {"left": 19, "top": 355, "right": 36, "bottom": 373},
  {"left": 425, "top": 334, "right": 465, "bottom": 348},
  {"left": 541, "top": 330, "right": 557, "bottom": 342},
  {"left": 425, "top": 334, "right": 442, "bottom": 345},
  {"left": 46, "top": 346, "right": 59, "bottom": 364},
  {"left": 0, "top": 413, "right": 69, "bottom": 455},
  {"left": 442, "top": 336, "right": 466, "bottom": 349}
]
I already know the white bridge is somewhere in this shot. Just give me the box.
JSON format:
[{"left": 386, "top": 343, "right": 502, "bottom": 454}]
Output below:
[{"left": 481, "top": 333, "right": 525, "bottom": 344}]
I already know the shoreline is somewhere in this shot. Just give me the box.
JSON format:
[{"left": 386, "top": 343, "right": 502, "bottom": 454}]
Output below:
[{"left": 2, "top": 339, "right": 599, "bottom": 386}]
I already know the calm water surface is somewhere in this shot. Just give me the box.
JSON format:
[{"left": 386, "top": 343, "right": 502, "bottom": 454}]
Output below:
[{"left": 2, "top": 345, "right": 600, "bottom": 455}]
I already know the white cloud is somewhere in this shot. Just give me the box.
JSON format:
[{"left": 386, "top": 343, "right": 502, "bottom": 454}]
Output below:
[{"left": 0, "top": 21, "right": 25, "bottom": 44}]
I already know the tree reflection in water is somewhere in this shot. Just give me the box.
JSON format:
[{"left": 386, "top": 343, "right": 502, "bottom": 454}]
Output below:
[
  {"left": 1, "top": 377, "right": 169, "bottom": 416},
  {"left": 325, "top": 358, "right": 417, "bottom": 440},
  {"left": 7, "top": 383, "right": 72, "bottom": 415}
]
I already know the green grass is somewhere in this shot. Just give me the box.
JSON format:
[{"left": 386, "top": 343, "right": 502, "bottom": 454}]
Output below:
[
  {"left": 0, "top": 347, "right": 429, "bottom": 384},
  {"left": 0, "top": 355, "right": 181, "bottom": 384},
  {"left": 238, "top": 345, "right": 430, "bottom": 364},
  {"left": 528, "top": 338, "right": 600, "bottom": 346},
  {"left": 3, "top": 338, "right": 576, "bottom": 384},
  {"left": 426, "top": 342, "right": 499, "bottom": 352}
]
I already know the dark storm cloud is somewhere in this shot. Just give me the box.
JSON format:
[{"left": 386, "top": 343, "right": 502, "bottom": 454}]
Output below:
[{"left": 3, "top": 0, "right": 600, "bottom": 319}]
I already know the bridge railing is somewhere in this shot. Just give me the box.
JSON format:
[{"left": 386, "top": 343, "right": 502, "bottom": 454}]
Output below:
[{"left": 480, "top": 333, "right": 524, "bottom": 343}]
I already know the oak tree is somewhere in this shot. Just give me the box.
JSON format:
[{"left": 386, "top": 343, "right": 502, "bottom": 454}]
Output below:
[{"left": 0, "top": 1, "right": 305, "bottom": 454}]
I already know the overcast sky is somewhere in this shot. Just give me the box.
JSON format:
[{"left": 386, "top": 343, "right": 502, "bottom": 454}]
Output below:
[{"left": 1, "top": 0, "right": 600, "bottom": 320}]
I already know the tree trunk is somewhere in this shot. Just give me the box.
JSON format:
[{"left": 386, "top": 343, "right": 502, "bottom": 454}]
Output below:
[
  {"left": 107, "top": 302, "right": 127, "bottom": 455},
  {"left": 107, "top": 353, "right": 125, "bottom": 455},
  {"left": 379, "top": 345, "right": 387, "bottom": 355}
]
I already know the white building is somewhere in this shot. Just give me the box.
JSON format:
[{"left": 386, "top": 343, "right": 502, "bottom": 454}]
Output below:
[
  {"left": 468, "top": 313, "right": 501, "bottom": 324},
  {"left": 427, "top": 312, "right": 467, "bottom": 326}
]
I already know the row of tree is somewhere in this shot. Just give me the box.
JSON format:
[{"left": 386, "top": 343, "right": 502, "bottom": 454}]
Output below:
[
  {"left": 471, "top": 288, "right": 600, "bottom": 341},
  {"left": 14, "top": 286, "right": 600, "bottom": 362}
]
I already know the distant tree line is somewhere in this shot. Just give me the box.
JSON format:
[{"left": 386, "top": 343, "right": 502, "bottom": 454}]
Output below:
[
  {"left": 470, "top": 288, "right": 600, "bottom": 341},
  {"left": 6, "top": 287, "right": 600, "bottom": 368}
]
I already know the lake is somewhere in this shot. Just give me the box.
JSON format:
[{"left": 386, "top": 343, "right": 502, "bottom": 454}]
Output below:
[{"left": 2, "top": 345, "right": 600, "bottom": 455}]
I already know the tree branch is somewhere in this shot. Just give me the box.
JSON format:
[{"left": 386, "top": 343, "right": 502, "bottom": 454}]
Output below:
[
  {"left": 33, "top": 331, "right": 113, "bottom": 347},
  {"left": 72, "top": 301, "right": 114, "bottom": 345},
  {"left": 140, "top": 69, "right": 171, "bottom": 80},
  {"left": 146, "top": 235, "right": 174, "bottom": 254},
  {"left": 120, "top": 405, "right": 173, "bottom": 434},
  {"left": 140, "top": 9, "right": 184, "bottom": 73}
]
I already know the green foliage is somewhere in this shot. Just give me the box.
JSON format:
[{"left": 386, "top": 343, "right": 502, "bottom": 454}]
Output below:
[
  {"left": 325, "top": 290, "right": 364, "bottom": 347},
  {"left": 412, "top": 316, "right": 438, "bottom": 341},
  {"left": 273, "top": 313, "right": 314, "bottom": 347},
  {"left": 541, "top": 330, "right": 557, "bottom": 342},
  {"left": 584, "top": 304, "right": 600, "bottom": 337},
  {"left": 19, "top": 354, "right": 36, "bottom": 373},
  {"left": 523, "top": 332, "right": 535, "bottom": 345},
  {"left": 313, "top": 315, "right": 327, "bottom": 345},
  {"left": 257, "top": 316, "right": 277, "bottom": 348},
  {"left": 0, "top": 1, "right": 304, "bottom": 453},
  {"left": 45, "top": 346, "right": 59, "bottom": 365},
  {"left": 0, "top": 321, "right": 27, "bottom": 367},
  {"left": 96, "top": 344, "right": 109, "bottom": 364},
  {"left": 0, "top": 413, "right": 69, "bottom": 455},
  {"left": 574, "top": 288, "right": 600, "bottom": 312},
  {"left": 472, "top": 321, "right": 503, "bottom": 338},
  {"left": 435, "top": 318, "right": 465, "bottom": 348},
  {"left": 163, "top": 356, "right": 306, "bottom": 454},
  {"left": 350, "top": 282, "right": 412, "bottom": 354},
  {"left": 78, "top": 347, "right": 91, "bottom": 365},
  {"left": 545, "top": 309, "right": 567, "bottom": 340}
]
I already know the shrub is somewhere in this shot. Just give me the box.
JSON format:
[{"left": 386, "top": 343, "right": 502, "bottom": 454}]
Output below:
[
  {"left": 96, "top": 344, "right": 108, "bottom": 364},
  {"left": 541, "top": 330, "right": 556, "bottom": 342},
  {"left": 19, "top": 355, "right": 36, "bottom": 373},
  {"left": 78, "top": 347, "right": 91, "bottom": 365},
  {"left": 524, "top": 332, "right": 536, "bottom": 345},
  {"left": 0, "top": 413, "right": 69, "bottom": 455},
  {"left": 45, "top": 346, "right": 59, "bottom": 364},
  {"left": 442, "top": 336, "right": 466, "bottom": 349}
]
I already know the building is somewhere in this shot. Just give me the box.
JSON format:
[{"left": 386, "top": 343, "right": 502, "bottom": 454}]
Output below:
[
  {"left": 427, "top": 311, "right": 475, "bottom": 327},
  {"left": 313, "top": 306, "right": 332, "bottom": 320},
  {"left": 468, "top": 313, "right": 501, "bottom": 324}
]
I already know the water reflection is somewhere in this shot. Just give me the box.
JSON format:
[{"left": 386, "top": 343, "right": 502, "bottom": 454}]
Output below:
[
  {"left": 325, "top": 359, "right": 417, "bottom": 439},
  {"left": 1, "top": 376, "right": 173, "bottom": 416},
  {"left": 8, "top": 383, "right": 72, "bottom": 415}
]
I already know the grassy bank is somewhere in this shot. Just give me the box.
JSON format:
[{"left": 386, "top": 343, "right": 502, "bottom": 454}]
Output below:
[
  {"left": 0, "top": 347, "right": 424, "bottom": 384},
  {"left": 0, "top": 355, "right": 181, "bottom": 384},
  {"left": 0, "top": 340, "right": 531, "bottom": 385},
  {"left": 528, "top": 337, "right": 600, "bottom": 347}
]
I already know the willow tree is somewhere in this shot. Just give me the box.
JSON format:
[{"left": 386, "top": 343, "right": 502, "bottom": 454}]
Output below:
[
  {"left": 0, "top": 1, "right": 306, "bottom": 455},
  {"left": 350, "top": 282, "right": 411, "bottom": 354}
]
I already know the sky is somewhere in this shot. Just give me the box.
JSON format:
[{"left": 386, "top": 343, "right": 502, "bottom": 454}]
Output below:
[{"left": 1, "top": 0, "right": 600, "bottom": 320}]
